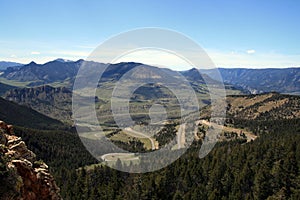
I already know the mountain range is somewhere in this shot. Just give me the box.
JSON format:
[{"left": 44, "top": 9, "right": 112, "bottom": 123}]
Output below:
[
  {"left": 0, "top": 61, "right": 23, "bottom": 71},
  {"left": 0, "top": 63, "right": 241, "bottom": 124},
  {"left": 0, "top": 59, "right": 299, "bottom": 95},
  {"left": 202, "top": 68, "right": 300, "bottom": 94},
  {"left": 1, "top": 60, "right": 83, "bottom": 87}
]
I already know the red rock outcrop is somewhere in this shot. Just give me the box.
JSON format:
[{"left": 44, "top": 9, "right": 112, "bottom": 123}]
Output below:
[{"left": 0, "top": 120, "right": 62, "bottom": 200}]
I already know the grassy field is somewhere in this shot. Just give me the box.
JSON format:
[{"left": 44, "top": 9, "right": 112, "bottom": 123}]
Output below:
[
  {"left": 110, "top": 131, "right": 153, "bottom": 150},
  {"left": 79, "top": 130, "right": 113, "bottom": 140},
  {"left": 0, "top": 77, "right": 31, "bottom": 87}
]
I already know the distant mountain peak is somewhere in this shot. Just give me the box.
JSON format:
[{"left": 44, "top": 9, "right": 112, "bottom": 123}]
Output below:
[
  {"left": 54, "top": 58, "right": 73, "bottom": 63},
  {"left": 75, "top": 59, "right": 85, "bottom": 63},
  {"left": 189, "top": 67, "right": 199, "bottom": 71},
  {"left": 28, "top": 61, "right": 38, "bottom": 65}
]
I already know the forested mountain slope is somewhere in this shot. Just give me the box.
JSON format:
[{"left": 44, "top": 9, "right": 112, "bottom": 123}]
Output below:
[{"left": 5, "top": 93, "right": 299, "bottom": 199}]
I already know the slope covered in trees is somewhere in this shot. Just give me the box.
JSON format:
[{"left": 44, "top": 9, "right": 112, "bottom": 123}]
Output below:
[
  {"left": 0, "top": 97, "right": 65, "bottom": 130},
  {"left": 54, "top": 118, "right": 300, "bottom": 200},
  {"left": 2, "top": 93, "right": 299, "bottom": 199}
]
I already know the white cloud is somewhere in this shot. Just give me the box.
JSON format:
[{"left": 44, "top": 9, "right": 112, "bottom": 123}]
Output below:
[
  {"left": 31, "top": 51, "right": 41, "bottom": 55},
  {"left": 246, "top": 49, "right": 256, "bottom": 54},
  {"left": 10, "top": 54, "right": 17, "bottom": 58}
]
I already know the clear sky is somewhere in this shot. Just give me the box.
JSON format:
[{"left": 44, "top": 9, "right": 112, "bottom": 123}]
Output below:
[{"left": 0, "top": 0, "right": 300, "bottom": 68}]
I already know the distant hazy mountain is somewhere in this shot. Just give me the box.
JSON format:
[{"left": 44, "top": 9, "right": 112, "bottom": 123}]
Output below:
[
  {"left": 54, "top": 58, "right": 74, "bottom": 63},
  {"left": 0, "top": 61, "right": 23, "bottom": 70},
  {"left": 1, "top": 60, "right": 84, "bottom": 86},
  {"left": 0, "top": 60, "right": 222, "bottom": 84},
  {"left": 0, "top": 60, "right": 141, "bottom": 87},
  {"left": 202, "top": 68, "right": 300, "bottom": 94},
  {"left": 180, "top": 68, "right": 219, "bottom": 85},
  {"left": 1, "top": 59, "right": 299, "bottom": 94}
]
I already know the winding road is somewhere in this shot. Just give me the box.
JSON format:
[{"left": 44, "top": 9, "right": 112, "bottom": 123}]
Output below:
[
  {"left": 123, "top": 127, "right": 156, "bottom": 150},
  {"left": 101, "top": 153, "right": 138, "bottom": 162},
  {"left": 200, "top": 120, "right": 257, "bottom": 142},
  {"left": 177, "top": 123, "right": 186, "bottom": 149}
]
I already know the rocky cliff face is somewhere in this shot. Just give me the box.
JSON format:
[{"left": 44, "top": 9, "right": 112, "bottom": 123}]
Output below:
[
  {"left": 5, "top": 85, "right": 72, "bottom": 123},
  {"left": 0, "top": 120, "right": 61, "bottom": 200}
]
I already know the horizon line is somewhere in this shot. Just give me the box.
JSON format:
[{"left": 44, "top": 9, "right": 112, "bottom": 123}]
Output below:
[{"left": 1, "top": 58, "right": 300, "bottom": 70}]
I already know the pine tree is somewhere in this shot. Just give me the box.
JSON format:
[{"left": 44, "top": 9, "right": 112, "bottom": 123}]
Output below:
[{"left": 253, "top": 166, "right": 271, "bottom": 199}]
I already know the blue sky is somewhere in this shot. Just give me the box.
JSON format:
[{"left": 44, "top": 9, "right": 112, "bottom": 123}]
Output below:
[{"left": 0, "top": 0, "right": 300, "bottom": 68}]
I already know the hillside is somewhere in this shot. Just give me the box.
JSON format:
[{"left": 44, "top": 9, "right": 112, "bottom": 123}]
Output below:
[
  {"left": 56, "top": 93, "right": 300, "bottom": 199},
  {"left": 62, "top": 120, "right": 300, "bottom": 199},
  {"left": 1, "top": 92, "right": 299, "bottom": 199},
  {"left": 226, "top": 93, "right": 300, "bottom": 120},
  {"left": 202, "top": 68, "right": 300, "bottom": 94},
  {"left": 0, "top": 97, "right": 65, "bottom": 130},
  {"left": 0, "top": 82, "right": 17, "bottom": 96},
  {"left": 201, "top": 92, "right": 300, "bottom": 121},
  {"left": 5, "top": 85, "right": 72, "bottom": 123}
]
